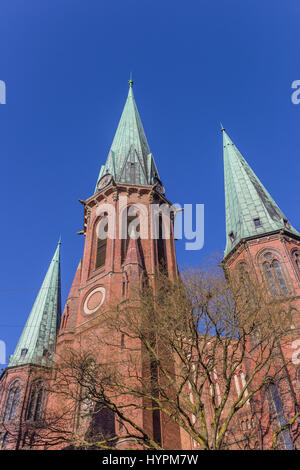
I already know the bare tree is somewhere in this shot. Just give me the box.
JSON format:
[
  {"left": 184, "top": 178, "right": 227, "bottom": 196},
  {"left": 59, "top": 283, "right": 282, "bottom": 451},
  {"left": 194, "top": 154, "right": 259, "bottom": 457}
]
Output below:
[{"left": 16, "top": 262, "right": 300, "bottom": 450}]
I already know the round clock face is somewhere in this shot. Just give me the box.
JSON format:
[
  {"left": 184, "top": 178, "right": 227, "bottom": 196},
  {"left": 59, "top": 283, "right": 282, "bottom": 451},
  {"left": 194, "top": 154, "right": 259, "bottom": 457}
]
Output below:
[
  {"left": 154, "top": 178, "right": 165, "bottom": 194},
  {"left": 97, "top": 174, "right": 112, "bottom": 190}
]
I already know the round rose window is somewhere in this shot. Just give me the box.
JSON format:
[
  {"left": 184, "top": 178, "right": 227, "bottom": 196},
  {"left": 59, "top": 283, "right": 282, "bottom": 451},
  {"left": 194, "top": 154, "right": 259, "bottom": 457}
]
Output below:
[{"left": 83, "top": 287, "right": 106, "bottom": 314}]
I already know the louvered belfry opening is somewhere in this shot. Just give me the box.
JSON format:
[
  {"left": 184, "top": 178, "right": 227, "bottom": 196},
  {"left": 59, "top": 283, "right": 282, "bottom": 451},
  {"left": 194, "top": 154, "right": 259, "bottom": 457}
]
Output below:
[{"left": 95, "top": 217, "right": 108, "bottom": 269}]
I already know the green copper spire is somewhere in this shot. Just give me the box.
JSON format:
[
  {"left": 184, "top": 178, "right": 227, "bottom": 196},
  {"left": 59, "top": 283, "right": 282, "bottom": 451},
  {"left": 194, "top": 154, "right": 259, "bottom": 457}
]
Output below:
[
  {"left": 223, "top": 128, "right": 300, "bottom": 258},
  {"left": 95, "top": 81, "right": 160, "bottom": 191},
  {"left": 9, "top": 241, "right": 62, "bottom": 367}
]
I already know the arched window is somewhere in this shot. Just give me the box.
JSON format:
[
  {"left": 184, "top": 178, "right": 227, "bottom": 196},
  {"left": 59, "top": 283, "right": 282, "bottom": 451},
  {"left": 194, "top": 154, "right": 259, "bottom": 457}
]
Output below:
[
  {"left": 292, "top": 250, "right": 300, "bottom": 273},
  {"left": 95, "top": 217, "right": 108, "bottom": 269},
  {"left": 4, "top": 382, "right": 21, "bottom": 421},
  {"left": 157, "top": 214, "right": 167, "bottom": 273},
  {"left": 86, "top": 401, "right": 116, "bottom": 444},
  {"left": 267, "top": 383, "right": 293, "bottom": 450},
  {"left": 26, "top": 381, "right": 44, "bottom": 422},
  {"left": 262, "top": 252, "right": 289, "bottom": 296}
]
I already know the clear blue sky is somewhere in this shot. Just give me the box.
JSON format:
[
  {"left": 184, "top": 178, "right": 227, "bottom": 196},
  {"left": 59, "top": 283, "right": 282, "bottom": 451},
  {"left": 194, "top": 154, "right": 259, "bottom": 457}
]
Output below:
[{"left": 1, "top": 0, "right": 300, "bottom": 365}]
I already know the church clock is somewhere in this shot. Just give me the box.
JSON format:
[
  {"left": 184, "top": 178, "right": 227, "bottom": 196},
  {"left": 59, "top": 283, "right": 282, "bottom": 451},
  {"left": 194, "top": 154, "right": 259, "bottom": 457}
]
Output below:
[
  {"left": 97, "top": 174, "right": 112, "bottom": 191},
  {"left": 153, "top": 177, "right": 165, "bottom": 195}
]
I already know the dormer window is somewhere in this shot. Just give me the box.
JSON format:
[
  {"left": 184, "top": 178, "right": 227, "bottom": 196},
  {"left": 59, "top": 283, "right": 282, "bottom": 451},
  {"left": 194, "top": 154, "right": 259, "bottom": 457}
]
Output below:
[
  {"left": 253, "top": 218, "right": 262, "bottom": 228},
  {"left": 21, "top": 348, "right": 28, "bottom": 358},
  {"left": 283, "top": 219, "right": 290, "bottom": 229},
  {"left": 229, "top": 232, "right": 236, "bottom": 243},
  {"left": 43, "top": 348, "right": 50, "bottom": 358}
]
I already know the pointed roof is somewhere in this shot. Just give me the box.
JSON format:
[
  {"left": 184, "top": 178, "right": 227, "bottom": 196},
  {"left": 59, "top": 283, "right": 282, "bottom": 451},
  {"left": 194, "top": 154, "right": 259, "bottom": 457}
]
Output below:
[
  {"left": 95, "top": 80, "right": 160, "bottom": 191},
  {"left": 9, "top": 241, "right": 62, "bottom": 367},
  {"left": 68, "top": 259, "right": 82, "bottom": 299},
  {"left": 223, "top": 128, "right": 300, "bottom": 258}
]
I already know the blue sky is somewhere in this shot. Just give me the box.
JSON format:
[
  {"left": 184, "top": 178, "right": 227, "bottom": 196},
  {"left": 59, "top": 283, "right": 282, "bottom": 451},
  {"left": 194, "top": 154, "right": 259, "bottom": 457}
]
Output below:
[{"left": 1, "top": 0, "right": 300, "bottom": 365}]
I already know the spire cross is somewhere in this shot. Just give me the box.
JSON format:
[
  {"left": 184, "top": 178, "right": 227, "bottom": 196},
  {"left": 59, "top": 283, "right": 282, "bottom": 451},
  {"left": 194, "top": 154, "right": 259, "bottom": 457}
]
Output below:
[{"left": 128, "top": 72, "right": 134, "bottom": 88}]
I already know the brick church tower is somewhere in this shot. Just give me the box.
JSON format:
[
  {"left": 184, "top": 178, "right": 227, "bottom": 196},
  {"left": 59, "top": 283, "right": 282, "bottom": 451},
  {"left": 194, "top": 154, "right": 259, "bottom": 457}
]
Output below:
[
  {"left": 221, "top": 127, "right": 300, "bottom": 449},
  {"left": 1, "top": 83, "right": 299, "bottom": 450},
  {"left": 0, "top": 242, "right": 61, "bottom": 449},
  {"left": 53, "top": 79, "right": 180, "bottom": 449}
]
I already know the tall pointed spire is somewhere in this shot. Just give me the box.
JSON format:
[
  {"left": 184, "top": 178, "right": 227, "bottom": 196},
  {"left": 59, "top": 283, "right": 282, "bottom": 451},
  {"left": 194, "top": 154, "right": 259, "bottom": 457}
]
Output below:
[
  {"left": 9, "top": 241, "right": 62, "bottom": 367},
  {"left": 222, "top": 128, "right": 300, "bottom": 258},
  {"left": 95, "top": 80, "right": 160, "bottom": 191}
]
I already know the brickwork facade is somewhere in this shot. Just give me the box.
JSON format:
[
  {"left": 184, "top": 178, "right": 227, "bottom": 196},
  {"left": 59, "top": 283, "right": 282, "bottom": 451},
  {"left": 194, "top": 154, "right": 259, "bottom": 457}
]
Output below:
[{"left": 0, "top": 85, "right": 300, "bottom": 450}]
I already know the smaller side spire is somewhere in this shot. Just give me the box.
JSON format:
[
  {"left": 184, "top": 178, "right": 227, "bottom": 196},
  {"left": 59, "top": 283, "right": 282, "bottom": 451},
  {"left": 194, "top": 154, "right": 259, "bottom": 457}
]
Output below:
[
  {"left": 223, "top": 129, "right": 300, "bottom": 258},
  {"left": 9, "top": 241, "right": 62, "bottom": 367}
]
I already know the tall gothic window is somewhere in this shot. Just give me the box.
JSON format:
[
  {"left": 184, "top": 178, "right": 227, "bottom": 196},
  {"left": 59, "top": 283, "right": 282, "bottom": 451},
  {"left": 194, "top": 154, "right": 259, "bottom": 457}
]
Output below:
[
  {"left": 95, "top": 217, "right": 108, "bottom": 269},
  {"left": 157, "top": 214, "right": 167, "bottom": 273},
  {"left": 267, "top": 383, "right": 293, "bottom": 450},
  {"left": 86, "top": 401, "right": 116, "bottom": 445},
  {"left": 262, "top": 252, "right": 289, "bottom": 296},
  {"left": 26, "top": 381, "right": 44, "bottom": 422},
  {"left": 292, "top": 250, "right": 300, "bottom": 274},
  {"left": 4, "top": 382, "right": 21, "bottom": 421}
]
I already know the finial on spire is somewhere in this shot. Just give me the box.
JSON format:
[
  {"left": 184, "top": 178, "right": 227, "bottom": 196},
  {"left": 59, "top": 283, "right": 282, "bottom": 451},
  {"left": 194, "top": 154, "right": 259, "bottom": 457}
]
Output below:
[
  {"left": 128, "top": 72, "right": 134, "bottom": 88},
  {"left": 58, "top": 236, "right": 62, "bottom": 245},
  {"left": 220, "top": 122, "right": 225, "bottom": 132}
]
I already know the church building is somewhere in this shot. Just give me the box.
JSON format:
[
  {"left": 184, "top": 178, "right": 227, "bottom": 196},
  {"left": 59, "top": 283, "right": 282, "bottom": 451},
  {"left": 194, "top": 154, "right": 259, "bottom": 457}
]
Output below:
[{"left": 0, "top": 81, "right": 299, "bottom": 450}]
